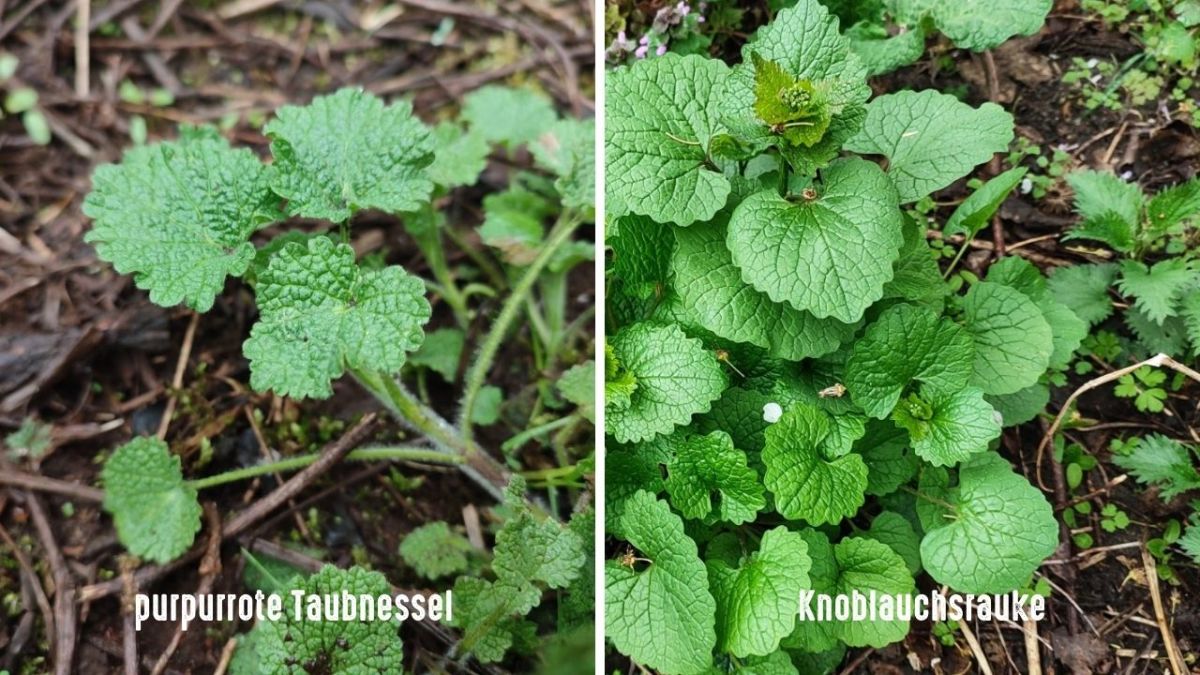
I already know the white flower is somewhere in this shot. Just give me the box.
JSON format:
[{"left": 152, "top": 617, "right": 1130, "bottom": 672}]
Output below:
[{"left": 762, "top": 402, "right": 783, "bottom": 424}]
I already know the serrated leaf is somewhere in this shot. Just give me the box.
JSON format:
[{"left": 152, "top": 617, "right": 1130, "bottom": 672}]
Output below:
[
  {"left": 863, "top": 510, "right": 922, "bottom": 574},
  {"left": 960, "top": 281, "right": 1053, "bottom": 396},
  {"left": 1111, "top": 434, "right": 1200, "bottom": 500},
  {"left": 606, "top": 491, "right": 717, "bottom": 675},
  {"left": 608, "top": 215, "right": 675, "bottom": 299},
  {"left": 844, "top": 90, "right": 1013, "bottom": 203},
  {"left": 83, "top": 133, "right": 279, "bottom": 312},
  {"left": 944, "top": 167, "right": 1027, "bottom": 238},
  {"left": 530, "top": 117, "right": 595, "bottom": 210},
  {"left": 265, "top": 88, "right": 434, "bottom": 222},
  {"left": 1126, "top": 308, "right": 1191, "bottom": 356},
  {"left": 1046, "top": 263, "right": 1118, "bottom": 326},
  {"left": 606, "top": 440, "right": 669, "bottom": 535},
  {"left": 398, "top": 521, "right": 473, "bottom": 580},
  {"left": 855, "top": 419, "right": 919, "bottom": 497},
  {"left": 427, "top": 121, "right": 489, "bottom": 189},
  {"left": 722, "top": 0, "right": 870, "bottom": 174},
  {"left": 987, "top": 257, "right": 1087, "bottom": 369},
  {"left": 1118, "top": 258, "right": 1197, "bottom": 325},
  {"left": 930, "top": 0, "right": 1052, "bottom": 51},
  {"left": 101, "top": 437, "right": 201, "bottom": 563},
  {"left": 462, "top": 85, "right": 559, "bottom": 147},
  {"left": 920, "top": 453, "right": 1057, "bottom": 593},
  {"left": 750, "top": 53, "right": 833, "bottom": 147},
  {"left": 846, "top": 304, "right": 976, "bottom": 418},
  {"left": 892, "top": 385, "right": 1000, "bottom": 467},
  {"left": 493, "top": 498, "right": 586, "bottom": 590},
  {"left": 606, "top": 322, "right": 728, "bottom": 443},
  {"left": 761, "top": 404, "right": 868, "bottom": 525},
  {"left": 448, "top": 576, "right": 536, "bottom": 663},
  {"left": 1146, "top": 177, "right": 1200, "bottom": 232},
  {"left": 1067, "top": 170, "right": 1142, "bottom": 228},
  {"left": 708, "top": 527, "right": 811, "bottom": 657},
  {"left": 244, "top": 237, "right": 431, "bottom": 399},
  {"left": 726, "top": 158, "right": 904, "bottom": 323},
  {"left": 247, "top": 566, "right": 404, "bottom": 671},
  {"left": 694, "top": 386, "right": 773, "bottom": 455},
  {"left": 558, "top": 360, "right": 596, "bottom": 423},
  {"left": 673, "top": 218, "right": 857, "bottom": 360},
  {"left": 665, "top": 431, "right": 765, "bottom": 524},
  {"left": 606, "top": 54, "right": 732, "bottom": 226},
  {"left": 885, "top": 213, "right": 948, "bottom": 304}
]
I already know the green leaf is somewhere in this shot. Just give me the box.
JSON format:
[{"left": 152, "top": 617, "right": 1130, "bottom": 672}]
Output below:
[
  {"left": 1111, "top": 434, "right": 1200, "bottom": 500},
  {"left": 265, "top": 88, "right": 434, "bottom": 222},
  {"left": 101, "top": 437, "right": 201, "bottom": 564},
  {"left": 608, "top": 215, "right": 675, "bottom": 299},
  {"left": 427, "top": 121, "right": 489, "bottom": 188},
  {"left": 1118, "top": 258, "right": 1197, "bottom": 325},
  {"left": 722, "top": 0, "right": 871, "bottom": 174},
  {"left": 479, "top": 184, "right": 555, "bottom": 265},
  {"left": 1065, "top": 170, "right": 1142, "bottom": 248},
  {"left": 862, "top": 510, "right": 922, "bottom": 574},
  {"left": 846, "top": 304, "right": 976, "bottom": 418},
  {"left": 929, "top": 0, "right": 1052, "bottom": 51},
  {"left": 448, "top": 576, "right": 536, "bottom": 663},
  {"left": 884, "top": 213, "right": 948, "bottom": 304},
  {"left": 530, "top": 117, "right": 595, "bottom": 210},
  {"left": 708, "top": 527, "right": 811, "bottom": 657},
  {"left": 919, "top": 454, "right": 1058, "bottom": 593},
  {"left": 398, "top": 521, "right": 473, "bottom": 580},
  {"left": 606, "top": 491, "right": 717, "bottom": 675},
  {"left": 470, "top": 385, "right": 503, "bottom": 426},
  {"left": 787, "top": 532, "right": 914, "bottom": 649},
  {"left": 750, "top": 53, "right": 833, "bottom": 147},
  {"left": 247, "top": 566, "right": 404, "bottom": 671},
  {"left": 726, "top": 158, "right": 904, "bottom": 323},
  {"left": 845, "top": 90, "right": 1013, "bottom": 203},
  {"left": 855, "top": 419, "right": 919, "bottom": 497},
  {"left": 986, "top": 382, "right": 1050, "bottom": 427},
  {"left": 761, "top": 404, "right": 868, "bottom": 525},
  {"left": 1181, "top": 290, "right": 1200, "bottom": 353},
  {"left": 493, "top": 493, "right": 586, "bottom": 590},
  {"left": 606, "top": 54, "right": 732, "bottom": 226},
  {"left": 673, "top": 218, "right": 857, "bottom": 360},
  {"left": 1146, "top": 177, "right": 1200, "bottom": 232},
  {"left": 558, "top": 360, "right": 596, "bottom": 423},
  {"left": 462, "top": 85, "right": 559, "bottom": 147},
  {"left": 606, "top": 322, "right": 728, "bottom": 443},
  {"left": 665, "top": 431, "right": 765, "bottom": 524},
  {"left": 409, "top": 327, "right": 464, "bottom": 381},
  {"left": 244, "top": 237, "right": 431, "bottom": 399},
  {"left": 849, "top": 23, "right": 927, "bottom": 77},
  {"left": 695, "top": 386, "right": 772, "bottom": 454},
  {"left": 1046, "top": 263, "right": 1118, "bottom": 326},
  {"left": 944, "top": 167, "right": 1027, "bottom": 238},
  {"left": 83, "top": 134, "right": 279, "bottom": 312},
  {"left": 1065, "top": 211, "right": 1138, "bottom": 252},
  {"left": 892, "top": 385, "right": 1000, "bottom": 467},
  {"left": 606, "top": 441, "right": 669, "bottom": 535},
  {"left": 986, "top": 256, "right": 1087, "bottom": 369},
  {"left": 960, "top": 281, "right": 1053, "bottom": 396}
]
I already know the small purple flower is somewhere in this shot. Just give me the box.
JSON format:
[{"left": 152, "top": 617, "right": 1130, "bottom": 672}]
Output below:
[
  {"left": 656, "top": 44, "right": 668, "bottom": 56},
  {"left": 677, "top": 1, "right": 690, "bottom": 14},
  {"left": 697, "top": 15, "right": 705, "bottom": 22},
  {"left": 617, "top": 30, "right": 627, "bottom": 42},
  {"left": 635, "top": 44, "right": 649, "bottom": 58},
  {"left": 639, "top": 34, "right": 650, "bottom": 45}
]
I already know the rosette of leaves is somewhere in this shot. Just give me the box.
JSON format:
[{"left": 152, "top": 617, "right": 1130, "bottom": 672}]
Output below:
[{"left": 604, "top": 2, "right": 1067, "bottom": 669}]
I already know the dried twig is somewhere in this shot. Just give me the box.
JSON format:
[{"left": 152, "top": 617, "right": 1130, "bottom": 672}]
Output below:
[
  {"left": 26, "top": 492, "right": 77, "bottom": 675},
  {"left": 959, "top": 621, "right": 995, "bottom": 675},
  {"left": 1141, "top": 547, "right": 1187, "bottom": 675},
  {"left": 157, "top": 311, "right": 200, "bottom": 439}
]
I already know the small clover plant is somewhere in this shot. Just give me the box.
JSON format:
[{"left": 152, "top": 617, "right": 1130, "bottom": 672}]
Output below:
[
  {"left": 605, "top": 1, "right": 1067, "bottom": 670},
  {"left": 86, "top": 86, "right": 595, "bottom": 667}
]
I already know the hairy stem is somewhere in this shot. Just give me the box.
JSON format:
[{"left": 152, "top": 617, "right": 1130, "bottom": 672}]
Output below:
[
  {"left": 459, "top": 211, "right": 583, "bottom": 440},
  {"left": 187, "top": 446, "right": 462, "bottom": 491}
]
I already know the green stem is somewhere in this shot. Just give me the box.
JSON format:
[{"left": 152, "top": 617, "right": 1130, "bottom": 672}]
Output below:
[
  {"left": 942, "top": 236, "right": 972, "bottom": 280},
  {"left": 459, "top": 212, "right": 583, "bottom": 440},
  {"left": 187, "top": 446, "right": 462, "bottom": 491},
  {"left": 422, "top": 235, "right": 471, "bottom": 329},
  {"left": 501, "top": 415, "right": 576, "bottom": 453},
  {"left": 444, "top": 226, "right": 508, "bottom": 290},
  {"left": 901, "top": 485, "right": 957, "bottom": 513}
]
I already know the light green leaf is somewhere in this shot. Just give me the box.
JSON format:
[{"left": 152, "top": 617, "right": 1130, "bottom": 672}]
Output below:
[
  {"left": 409, "top": 327, "right": 464, "bottom": 381},
  {"left": 726, "top": 158, "right": 904, "bottom": 323},
  {"left": 930, "top": 0, "right": 1052, "bottom": 51},
  {"left": 986, "top": 382, "right": 1050, "bottom": 427},
  {"left": 606, "top": 491, "right": 717, "bottom": 675},
  {"left": 695, "top": 386, "right": 772, "bottom": 454},
  {"left": 761, "top": 404, "right": 868, "bottom": 525},
  {"left": 244, "top": 237, "right": 431, "bottom": 399},
  {"left": 398, "top": 522, "right": 473, "bottom": 580},
  {"left": 101, "top": 437, "right": 201, "bottom": 564},
  {"left": 1111, "top": 434, "right": 1200, "bottom": 500},
  {"left": 606, "top": 323, "right": 728, "bottom": 443},
  {"left": 558, "top": 360, "right": 596, "bottom": 423},
  {"left": 606, "top": 54, "right": 732, "bottom": 226},
  {"left": 462, "top": 85, "right": 558, "bottom": 147},
  {"left": 1046, "top": 263, "right": 1117, "bottom": 326},
  {"left": 844, "top": 90, "right": 1013, "bottom": 203},
  {"left": 493, "top": 493, "right": 586, "bottom": 590},
  {"left": 920, "top": 453, "right": 1058, "bottom": 593},
  {"left": 1146, "top": 177, "right": 1200, "bottom": 232},
  {"left": 665, "top": 431, "right": 765, "bottom": 524},
  {"left": 247, "top": 566, "right": 404, "bottom": 671},
  {"left": 471, "top": 385, "right": 503, "bottom": 426},
  {"left": 427, "top": 121, "right": 489, "bottom": 188},
  {"left": 673, "top": 218, "right": 857, "bottom": 360},
  {"left": 447, "top": 576, "right": 536, "bottom": 663},
  {"left": 1066, "top": 170, "right": 1142, "bottom": 236},
  {"left": 960, "top": 281, "right": 1053, "bottom": 396},
  {"left": 944, "top": 167, "right": 1027, "bottom": 238},
  {"left": 479, "top": 184, "right": 555, "bottom": 265},
  {"left": 530, "top": 117, "right": 595, "bottom": 210},
  {"left": 849, "top": 24, "right": 927, "bottom": 77},
  {"left": 863, "top": 511, "right": 922, "bottom": 574},
  {"left": 884, "top": 213, "right": 948, "bottom": 304},
  {"left": 83, "top": 134, "right": 279, "bottom": 312},
  {"left": 1118, "top": 258, "right": 1197, "bottom": 325},
  {"left": 708, "top": 527, "right": 811, "bottom": 657},
  {"left": 986, "top": 256, "right": 1087, "bottom": 369},
  {"left": 846, "top": 304, "right": 976, "bottom": 418},
  {"left": 265, "top": 88, "right": 434, "bottom": 222},
  {"left": 892, "top": 385, "right": 1000, "bottom": 467}
]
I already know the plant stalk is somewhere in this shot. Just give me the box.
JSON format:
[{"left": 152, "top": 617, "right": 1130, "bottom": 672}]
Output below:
[{"left": 187, "top": 446, "right": 462, "bottom": 491}]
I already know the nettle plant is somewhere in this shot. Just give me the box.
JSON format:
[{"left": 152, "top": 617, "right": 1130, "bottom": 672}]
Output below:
[
  {"left": 604, "top": 1, "right": 1072, "bottom": 672},
  {"left": 85, "top": 86, "right": 594, "bottom": 666}
]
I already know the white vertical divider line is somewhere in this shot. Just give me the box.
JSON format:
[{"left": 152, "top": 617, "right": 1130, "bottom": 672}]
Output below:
[{"left": 592, "top": 0, "right": 607, "bottom": 669}]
